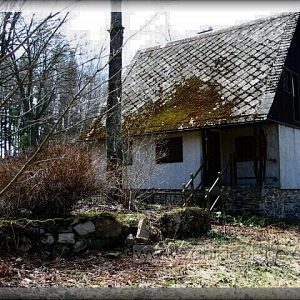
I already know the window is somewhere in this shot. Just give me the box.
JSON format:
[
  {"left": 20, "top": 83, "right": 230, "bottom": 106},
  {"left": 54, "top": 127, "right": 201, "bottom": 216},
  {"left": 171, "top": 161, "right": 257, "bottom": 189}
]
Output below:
[
  {"left": 282, "top": 69, "right": 300, "bottom": 122},
  {"left": 282, "top": 69, "right": 292, "bottom": 93},
  {"left": 235, "top": 136, "right": 256, "bottom": 162},
  {"left": 156, "top": 137, "right": 183, "bottom": 164},
  {"left": 292, "top": 74, "right": 300, "bottom": 122}
]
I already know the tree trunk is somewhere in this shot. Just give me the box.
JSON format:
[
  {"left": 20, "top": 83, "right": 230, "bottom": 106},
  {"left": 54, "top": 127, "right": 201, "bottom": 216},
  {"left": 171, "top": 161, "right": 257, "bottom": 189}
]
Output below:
[
  {"left": 30, "top": 122, "right": 39, "bottom": 147},
  {"left": 106, "top": 1, "right": 124, "bottom": 202}
]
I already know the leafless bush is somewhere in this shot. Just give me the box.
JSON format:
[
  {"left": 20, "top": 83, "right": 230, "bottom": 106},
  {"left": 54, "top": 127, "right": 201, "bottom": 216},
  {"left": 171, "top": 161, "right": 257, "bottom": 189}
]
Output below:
[{"left": 0, "top": 143, "right": 100, "bottom": 219}]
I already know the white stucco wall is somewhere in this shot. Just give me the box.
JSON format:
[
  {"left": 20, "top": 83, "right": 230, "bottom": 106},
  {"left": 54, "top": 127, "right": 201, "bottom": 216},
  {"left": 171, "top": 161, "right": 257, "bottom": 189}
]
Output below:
[
  {"left": 89, "top": 124, "right": 282, "bottom": 190},
  {"left": 126, "top": 131, "right": 203, "bottom": 190},
  {"left": 88, "top": 141, "right": 107, "bottom": 181},
  {"left": 278, "top": 124, "right": 300, "bottom": 189}
]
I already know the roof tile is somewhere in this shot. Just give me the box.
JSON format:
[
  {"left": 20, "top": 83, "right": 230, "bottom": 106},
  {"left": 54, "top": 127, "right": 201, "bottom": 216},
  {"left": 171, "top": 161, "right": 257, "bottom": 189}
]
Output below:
[{"left": 80, "top": 12, "right": 300, "bottom": 140}]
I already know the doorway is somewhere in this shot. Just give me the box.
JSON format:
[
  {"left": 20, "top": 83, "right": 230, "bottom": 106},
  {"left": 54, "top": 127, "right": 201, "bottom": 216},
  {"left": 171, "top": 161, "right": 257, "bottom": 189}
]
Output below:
[{"left": 205, "top": 130, "right": 221, "bottom": 186}]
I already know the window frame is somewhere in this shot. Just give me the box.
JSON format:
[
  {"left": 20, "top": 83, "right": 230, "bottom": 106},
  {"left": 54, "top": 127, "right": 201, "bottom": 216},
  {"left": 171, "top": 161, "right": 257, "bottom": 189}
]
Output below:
[
  {"left": 292, "top": 73, "right": 300, "bottom": 122},
  {"left": 155, "top": 137, "right": 183, "bottom": 164},
  {"left": 282, "top": 68, "right": 292, "bottom": 94}
]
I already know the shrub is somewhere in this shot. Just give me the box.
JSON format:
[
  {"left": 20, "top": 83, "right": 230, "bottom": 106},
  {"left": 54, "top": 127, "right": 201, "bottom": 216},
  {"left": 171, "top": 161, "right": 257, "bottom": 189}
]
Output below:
[
  {"left": 0, "top": 142, "right": 99, "bottom": 219},
  {"left": 159, "top": 207, "right": 211, "bottom": 238}
]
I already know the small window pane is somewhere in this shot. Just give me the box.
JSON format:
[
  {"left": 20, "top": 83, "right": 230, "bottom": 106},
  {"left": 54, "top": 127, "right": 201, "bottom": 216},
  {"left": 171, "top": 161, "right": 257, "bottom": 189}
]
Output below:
[
  {"left": 283, "top": 69, "right": 292, "bottom": 93},
  {"left": 156, "top": 137, "right": 183, "bottom": 164}
]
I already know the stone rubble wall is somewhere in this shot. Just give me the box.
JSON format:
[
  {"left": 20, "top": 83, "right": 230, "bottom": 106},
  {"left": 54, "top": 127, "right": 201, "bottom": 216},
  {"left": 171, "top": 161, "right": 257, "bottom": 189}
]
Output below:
[
  {"left": 226, "top": 186, "right": 300, "bottom": 220},
  {"left": 137, "top": 187, "right": 300, "bottom": 220},
  {"left": 136, "top": 189, "right": 183, "bottom": 205},
  {"left": 0, "top": 213, "right": 127, "bottom": 256},
  {"left": 0, "top": 208, "right": 212, "bottom": 256}
]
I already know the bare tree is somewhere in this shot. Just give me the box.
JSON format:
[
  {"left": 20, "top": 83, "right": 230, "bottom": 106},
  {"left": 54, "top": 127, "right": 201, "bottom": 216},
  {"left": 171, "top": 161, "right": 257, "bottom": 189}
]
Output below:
[
  {"left": 0, "top": 9, "right": 109, "bottom": 198},
  {"left": 0, "top": 12, "right": 72, "bottom": 151},
  {"left": 0, "top": 10, "right": 110, "bottom": 155},
  {"left": 0, "top": 3, "right": 179, "bottom": 211}
]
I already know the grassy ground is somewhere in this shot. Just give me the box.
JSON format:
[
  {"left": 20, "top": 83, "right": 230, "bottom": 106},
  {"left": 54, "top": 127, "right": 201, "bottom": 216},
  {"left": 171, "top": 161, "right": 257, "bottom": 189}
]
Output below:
[{"left": 0, "top": 219, "right": 299, "bottom": 288}]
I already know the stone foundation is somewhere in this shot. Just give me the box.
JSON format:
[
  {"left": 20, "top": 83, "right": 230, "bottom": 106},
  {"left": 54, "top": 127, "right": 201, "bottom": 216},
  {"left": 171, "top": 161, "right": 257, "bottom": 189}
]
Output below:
[
  {"left": 226, "top": 186, "right": 300, "bottom": 220},
  {"left": 137, "top": 189, "right": 183, "bottom": 205},
  {"left": 137, "top": 187, "right": 300, "bottom": 220}
]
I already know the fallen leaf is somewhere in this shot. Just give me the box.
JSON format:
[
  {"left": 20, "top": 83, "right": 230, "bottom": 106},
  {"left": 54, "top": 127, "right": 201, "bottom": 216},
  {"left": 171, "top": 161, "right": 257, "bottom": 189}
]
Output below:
[{"left": 0, "top": 259, "right": 10, "bottom": 278}]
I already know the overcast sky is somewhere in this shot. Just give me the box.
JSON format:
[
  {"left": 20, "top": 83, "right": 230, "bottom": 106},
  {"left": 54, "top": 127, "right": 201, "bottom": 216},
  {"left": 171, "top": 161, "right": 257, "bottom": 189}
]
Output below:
[{"left": 7, "top": 0, "right": 300, "bottom": 65}]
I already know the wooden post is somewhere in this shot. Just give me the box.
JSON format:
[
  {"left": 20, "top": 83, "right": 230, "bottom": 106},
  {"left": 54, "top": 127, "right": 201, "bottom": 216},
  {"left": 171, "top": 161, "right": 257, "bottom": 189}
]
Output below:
[
  {"left": 260, "top": 125, "right": 267, "bottom": 186},
  {"left": 230, "top": 153, "right": 234, "bottom": 187},
  {"left": 190, "top": 173, "right": 194, "bottom": 205},
  {"left": 205, "top": 188, "right": 210, "bottom": 212},
  {"left": 182, "top": 183, "right": 186, "bottom": 205},
  {"left": 218, "top": 171, "right": 222, "bottom": 189},
  {"left": 218, "top": 171, "right": 222, "bottom": 211},
  {"left": 221, "top": 185, "right": 225, "bottom": 215},
  {"left": 233, "top": 152, "right": 237, "bottom": 186}
]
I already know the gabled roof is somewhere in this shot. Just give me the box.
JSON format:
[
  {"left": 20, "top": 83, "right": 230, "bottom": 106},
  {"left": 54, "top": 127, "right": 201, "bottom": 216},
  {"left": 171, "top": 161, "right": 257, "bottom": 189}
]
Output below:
[{"left": 80, "top": 12, "right": 300, "bottom": 141}]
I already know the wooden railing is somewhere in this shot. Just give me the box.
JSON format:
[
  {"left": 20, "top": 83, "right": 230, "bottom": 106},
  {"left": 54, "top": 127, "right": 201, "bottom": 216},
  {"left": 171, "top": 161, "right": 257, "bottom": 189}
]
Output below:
[
  {"left": 182, "top": 159, "right": 206, "bottom": 205},
  {"left": 205, "top": 160, "right": 231, "bottom": 213}
]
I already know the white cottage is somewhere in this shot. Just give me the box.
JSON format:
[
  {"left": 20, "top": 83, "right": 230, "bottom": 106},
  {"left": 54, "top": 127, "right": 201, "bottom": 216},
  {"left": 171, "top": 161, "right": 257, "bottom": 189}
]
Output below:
[{"left": 80, "top": 12, "right": 300, "bottom": 219}]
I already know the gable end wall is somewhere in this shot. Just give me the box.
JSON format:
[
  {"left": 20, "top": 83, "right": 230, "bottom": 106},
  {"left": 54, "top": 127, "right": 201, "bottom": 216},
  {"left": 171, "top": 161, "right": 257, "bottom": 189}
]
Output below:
[
  {"left": 268, "top": 17, "right": 300, "bottom": 127},
  {"left": 278, "top": 124, "right": 300, "bottom": 189}
]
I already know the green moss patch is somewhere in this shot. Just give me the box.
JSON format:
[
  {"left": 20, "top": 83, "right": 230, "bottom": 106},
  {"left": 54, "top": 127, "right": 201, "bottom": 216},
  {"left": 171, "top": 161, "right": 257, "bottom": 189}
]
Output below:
[
  {"left": 79, "top": 76, "right": 237, "bottom": 140},
  {"left": 124, "top": 76, "right": 235, "bottom": 135},
  {"left": 78, "top": 116, "right": 106, "bottom": 141},
  {"left": 159, "top": 207, "right": 211, "bottom": 239}
]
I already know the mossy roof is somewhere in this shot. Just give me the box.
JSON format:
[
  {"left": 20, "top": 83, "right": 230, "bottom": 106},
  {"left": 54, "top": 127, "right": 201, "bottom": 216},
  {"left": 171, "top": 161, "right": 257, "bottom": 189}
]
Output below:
[{"left": 79, "top": 12, "right": 300, "bottom": 141}]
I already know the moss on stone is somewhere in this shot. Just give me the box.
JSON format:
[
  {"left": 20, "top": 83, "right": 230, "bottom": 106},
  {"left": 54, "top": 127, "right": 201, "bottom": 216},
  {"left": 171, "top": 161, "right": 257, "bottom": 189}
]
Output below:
[
  {"left": 74, "top": 211, "right": 116, "bottom": 220},
  {"left": 159, "top": 206, "right": 211, "bottom": 239},
  {"left": 116, "top": 213, "right": 144, "bottom": 225},
  {"left": 0, "top": 211, "right": 118, "bottom": 229}
]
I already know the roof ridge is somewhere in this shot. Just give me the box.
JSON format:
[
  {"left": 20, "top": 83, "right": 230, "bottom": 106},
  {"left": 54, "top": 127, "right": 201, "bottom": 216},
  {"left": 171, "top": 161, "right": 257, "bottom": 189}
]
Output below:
[{"left": 139, "top": 11, "right": 300, "bottom": 53}]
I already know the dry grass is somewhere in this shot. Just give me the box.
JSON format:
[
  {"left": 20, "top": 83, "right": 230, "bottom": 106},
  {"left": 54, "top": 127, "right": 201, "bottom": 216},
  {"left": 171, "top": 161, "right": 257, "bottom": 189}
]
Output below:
[{"left": 0, "top": 223, "right": 299, "bottom": 288}]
